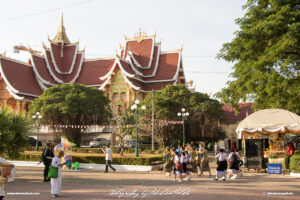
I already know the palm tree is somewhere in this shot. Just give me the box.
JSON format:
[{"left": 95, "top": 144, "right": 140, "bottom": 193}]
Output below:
[
  {"left": 0, "top": 106, "right": 32, "bottom": 159},
  {"left": 7, "top": 112, "right": 32, "bottom": 159}
]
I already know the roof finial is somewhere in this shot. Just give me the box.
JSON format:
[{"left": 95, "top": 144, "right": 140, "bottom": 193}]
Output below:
[{"left": 52, "top": 13, "right": 70, "bottom": 45}]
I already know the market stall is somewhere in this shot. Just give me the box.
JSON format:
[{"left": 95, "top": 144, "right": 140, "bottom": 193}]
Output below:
[{"left": 236, "top": 109, "right": 300, "bottom": 170}]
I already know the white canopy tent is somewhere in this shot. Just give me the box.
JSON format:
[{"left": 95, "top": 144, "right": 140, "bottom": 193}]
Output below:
[{"left": 236, "top": 109, "right": 300, "bottom": 139}]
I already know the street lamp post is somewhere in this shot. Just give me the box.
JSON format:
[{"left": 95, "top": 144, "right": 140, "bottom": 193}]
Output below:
[
  {"left": 177, "top": 108, "right": 189, "bottom": 147},
  {"left": 131, "top": 99, "right": 146, "bottom": 157},
  {"left": 32, "top": 112, "right": 42, "bottom": 151}
]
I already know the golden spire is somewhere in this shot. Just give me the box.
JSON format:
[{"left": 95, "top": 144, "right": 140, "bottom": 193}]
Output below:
[{"left": 52, "top": 13, "right": 70, "bottom": 45}]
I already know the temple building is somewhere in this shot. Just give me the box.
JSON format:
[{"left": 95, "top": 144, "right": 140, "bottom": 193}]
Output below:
[{"left": 0, "top": 16, "right": 186, "bottom": 114}]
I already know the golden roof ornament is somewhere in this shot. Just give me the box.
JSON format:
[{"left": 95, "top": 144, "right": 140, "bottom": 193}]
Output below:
[
  {"left": 125, "top": 28, "right": 156, "bottom": 43},
  {"left": 52, "top": 14, "right": 70, "bottom": 45}
]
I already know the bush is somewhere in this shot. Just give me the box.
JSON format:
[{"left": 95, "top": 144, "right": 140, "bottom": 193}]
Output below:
[
  {"left": 12, "top": 153, "right": 163, "bottom": 166},
  {"left": 290, "top": 151, "right": 300, "bottom": 173}
]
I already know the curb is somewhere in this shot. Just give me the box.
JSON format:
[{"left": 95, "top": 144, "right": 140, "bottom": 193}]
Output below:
[{"left": 8, "top": 161, "right": 152, "bottom": 172}]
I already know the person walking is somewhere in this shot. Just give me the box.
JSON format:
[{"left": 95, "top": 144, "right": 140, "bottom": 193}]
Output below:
[
  {"left": 227, "top": 149, "right": 240, "bottom": 179},
  {"left": 214, "top": 142, "right": 219, "bottom": 156},
  {"left": 163, "top": 147, "right": 173, "bottom": 177},
  {"left": 200, "top": 146, "right": 211, "bottom": 177},
  {"left": 173, "top": 151, "right": 182, "bottom": 182},
  {"left": 215, "top": 149, "right": 227, "bottom": 181},
  {"left": 102, "top": 144, "right": 116, "bottom": 173},
  {"left": 51, "top": 151, "right": 67, "bottom": 198},
  {"left": 42, "top": 143, "right": 54, "bottom": 182}
]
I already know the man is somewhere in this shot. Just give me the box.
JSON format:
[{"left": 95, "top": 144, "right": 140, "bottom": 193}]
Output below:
[
  {"left": 42, "top": 143, "right": 54, "bottom": 182},
  {"left": 102, "top": 144, "right": 116, "bottom": 173}
]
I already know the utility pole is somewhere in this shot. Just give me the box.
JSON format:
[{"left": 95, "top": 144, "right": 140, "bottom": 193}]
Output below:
[{"left": 152, "top": 90, "right": 155, "bottom": 150}]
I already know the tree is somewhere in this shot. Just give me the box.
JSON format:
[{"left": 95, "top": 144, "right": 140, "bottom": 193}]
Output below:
[
  {"left": 29, "top": 83, "right": 112, "bottom": 146},
  {"left": 216, "top": 0, "right": 300, "bottom": 114},
  {"left": 111, "top": 111, "right": 134, "bottom": 156},
  {"left": 141, "top": 85, "right": 223, "bottom": 147},
  {"left": 0, "top": 106, "right": 31, "bottom": 158}
]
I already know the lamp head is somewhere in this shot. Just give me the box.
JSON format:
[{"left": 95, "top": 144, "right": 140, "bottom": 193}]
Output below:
[
  {"left": 141, "top": 105, "right": 146, "bottom": 110},
  {"left": 177, "top": 113, "right": 181, "bottom": 117},
  {"left": 181, "top": 108, "right": 185, "bottom": 112},
  {"left": 135, "top": 99, "right": 140, "bottom": 105}
]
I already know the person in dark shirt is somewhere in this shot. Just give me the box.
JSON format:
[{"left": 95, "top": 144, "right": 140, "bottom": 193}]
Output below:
[{"left": 42, "top": 143, "right": 54, "bottom": 182}]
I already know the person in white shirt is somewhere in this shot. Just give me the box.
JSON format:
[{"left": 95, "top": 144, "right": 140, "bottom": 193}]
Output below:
[
  {"left": 0, "top": 157, "right": 8, "bottom": 200},
  {"left": 215, "top": 149, "right": 227, "bottom": 181},
  {"left": 51, "top": 151, "right": 67, "bottom": 198},
  {"left": 228, "top": 149, "right": 240, "bottom": 179},
  {"left": 102, "top": 144, "right": 116, "bottom": 173}
]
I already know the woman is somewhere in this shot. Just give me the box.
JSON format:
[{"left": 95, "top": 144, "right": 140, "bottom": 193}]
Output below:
[
  {"left": 173, "top": 151, "right": 182, "bottom": 182},
  {"left": 180, "top": 152, "right": 191, "bottom": 182},
  {"left": 163, "top": 147, "right": 173, "bottom": 177},
  {"left": 51, "top": 151, "right": 67, "bottom": 198},
  {"left": 215, "top": 149, "right": 227, "bottom": 181},
  {"left": 189, "top": 148, "right": 198, "bottom": 175},
  {"left": 200, "top": 146, "right": 211, "bottom": 177},
  {"left": 196, "top": 148, "right": 202, "bottom": 176},
  {"left": 227, "top": 149, "right": 240, "bottom": 179}
]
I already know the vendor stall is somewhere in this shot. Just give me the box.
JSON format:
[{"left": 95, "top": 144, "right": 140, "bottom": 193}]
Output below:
[{"left": 236, "top": 109, "right": 300, "bottom": 170}]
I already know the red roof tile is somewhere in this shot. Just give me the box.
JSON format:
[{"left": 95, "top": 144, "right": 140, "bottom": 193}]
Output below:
[
  {"left": 50, "top": 42, "right": 77, "bottom": 73},
  {"left": 125, "top": 38, "right": 153, "bottom": 67},
  {"left": 76, "top": 59, "right": 114, "bottom": 86},
  {"left": 222, "top": 103, "right": 254, "bottom": 123},
  {"left": 0, "top": 57, "right": 42, "bottom": 97}
]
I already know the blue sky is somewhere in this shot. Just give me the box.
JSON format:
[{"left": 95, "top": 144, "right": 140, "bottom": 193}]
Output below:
[{"left": 0, "top": 0, "right": 247, "bottom": 96}]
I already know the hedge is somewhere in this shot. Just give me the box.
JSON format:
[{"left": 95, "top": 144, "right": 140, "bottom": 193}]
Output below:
[
  {"left": 290, "top": 151, "right": 300, "bottom": 173},
  {"left": 13, "top": 153, "right": 163, "bottom": 166}
]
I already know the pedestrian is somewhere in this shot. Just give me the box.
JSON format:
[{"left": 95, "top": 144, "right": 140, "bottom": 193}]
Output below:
[
  {"left": 215, "top": 149, "right": 227, "bottom": 181},
  {"left": 214, "top": 142, "right": 219, "bottom": 156},
  {"left": 42, "top": 143, "right": 54, "bottom": 182},
  {"left": 176, "top": 145, "right": 181, "bottom": 157},
  {"left": 227, "top": 149, "right": 240, "bottom": 179},
  {"left": 0, "top": 157, "right": 14, "bottom": 200},
  {"left": 102, "top": 144, "right": 116, "bottom": 173},
  {"left": 199, "top": 143, "right": 204, "bottom": 158},
  {"left": 200, "top": 146, "right": 211, "bottom": 177},
  {"left": 189, "top": 147, "right": 198, "bottom": 175},
  {"left": 51, "top": 150, "right": 67, "bottom": 198},
  {"left": 196, "top": 148, "right": 202, "bottom": 176},
  {"left": 163, "top": 147, "right": 173, "bottom": 177},
  {"left": 173, "top": 151, "right": 182, "bottom": 182},
  {"left": 180, "top": 152, "right": 191, "bottom": 181}
]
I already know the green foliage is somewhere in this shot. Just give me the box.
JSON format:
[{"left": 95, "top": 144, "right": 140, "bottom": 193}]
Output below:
[
  {"left": 14, "top": 153, "right": 163, "bottom": 166},
  {"left": 290, "top": 151, "right": 300, "bottom": 173},
  {"left": 141, "top": 85, "right": 224, "bottom": 146},
  {"left": 0, "top": 106, "right": 32, "bottom": 158},
  {"left": 29, "top": 83, "right": 112, "bottom": 145},
  {"left": 216, "top": 0, "right": 300, "bottom": 114}
]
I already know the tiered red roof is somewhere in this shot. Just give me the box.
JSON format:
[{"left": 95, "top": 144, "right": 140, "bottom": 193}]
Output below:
[{"left": 0, "top": 18, "right": 186, "bottom": 102}]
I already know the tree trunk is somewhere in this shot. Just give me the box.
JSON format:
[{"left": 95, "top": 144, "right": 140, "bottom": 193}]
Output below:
[{"left": 119, "top": 137, "right": 124, "bottom": 156}]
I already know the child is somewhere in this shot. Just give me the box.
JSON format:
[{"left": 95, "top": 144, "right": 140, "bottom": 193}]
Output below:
[
  {"left": 64, "top": 154, "right": 72, "bottom": 170},
  {"left": 181, "top": 152, "right": 191, "bottom": 182}
]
